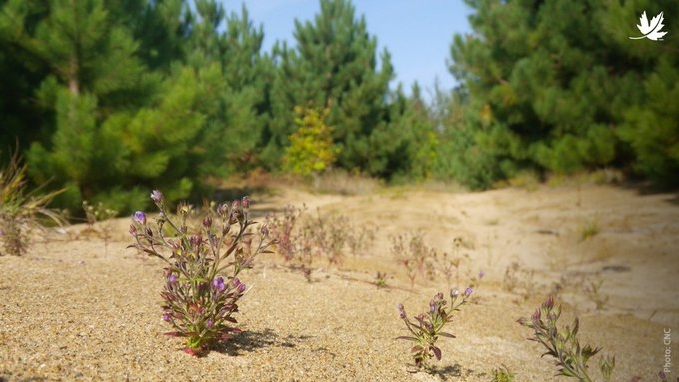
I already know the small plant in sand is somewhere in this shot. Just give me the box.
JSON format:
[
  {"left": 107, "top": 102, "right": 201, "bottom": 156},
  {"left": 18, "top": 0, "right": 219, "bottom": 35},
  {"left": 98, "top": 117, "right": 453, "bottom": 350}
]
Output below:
[
  {"left": 300, "top": 208, "right": 349, "bottom": 266},
  {"left": 0, "top": 149, "right": 65, "bottom": 256},
  {"left": 374, "top": 271, "right": 388, "bottom": 288},
  {"left": 264, "top": 204, "right": 315, "bottom": 280},
  {"left": 392, "top": 233, "right": 481, "bottom": 290},
  {"left": 391, "top": 232, "right": 436, "bottom": 287},
  {"left": 432, "top": 236, "right": 467, "bottom": 289},
  {"left": 397, "top": 286, "right": 474, "bottom": 371},
  {"left": 129, "top": 190, "right": 275, "bottom": 356},
  {"left": 518, "top": 296, "right": 615, "bottom": 381},
  {"left": 82, "top": 200, "right": 118, "bottom": 232},
  {"left": 266, "top": 205, "right": 378, "bottom": 281},
  {"left": 578, "top": 217, "right": 600, "bottom": 242},
  {"left": 582, "top": 277, "right": 608, "bottom": 311},
  {"left": 82, "top": 200, "right": 118, "bottom": 255},
  {"left": 346, "top": 220, "right": 378, "bottom": 257},
  {"left": 503, "top": 261, "right": 538, "bottom": 303},
  {"left": 490, "top": 365, "right": 516, "bottom": 382},
  {"left": 264, "top": 204, "right": 305, "bottom": 262}
]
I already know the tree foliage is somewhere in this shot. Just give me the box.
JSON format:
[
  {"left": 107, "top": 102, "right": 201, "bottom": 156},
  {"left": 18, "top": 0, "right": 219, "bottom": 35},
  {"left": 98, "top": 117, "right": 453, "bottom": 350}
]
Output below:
[
  {"left": 265, "top": 0, "right": 395, "bottom": 176},
  {"left": 0, "top": 0, "right": 273, "bottom": 213},
  {"left": 448, "top": 0, "right": 679, "bottom": 187},
  {"left": 283, "top": 106, "right": 338, "bottom": 178},
  {"left": 0, "top": 0, "right": 677, "bottom": 217}
]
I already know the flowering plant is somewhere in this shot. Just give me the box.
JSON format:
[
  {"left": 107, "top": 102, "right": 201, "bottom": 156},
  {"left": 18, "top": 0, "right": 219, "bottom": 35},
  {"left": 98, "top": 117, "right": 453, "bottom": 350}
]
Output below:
[
  {"left": 518, "top": 296, "right": 615, "bottom": 381},
  {"left": 397, "top": 287, "right": 474, "bottom": 370},
  {"left": 129, "top": 190, "right": 274, "bottom": 355}
]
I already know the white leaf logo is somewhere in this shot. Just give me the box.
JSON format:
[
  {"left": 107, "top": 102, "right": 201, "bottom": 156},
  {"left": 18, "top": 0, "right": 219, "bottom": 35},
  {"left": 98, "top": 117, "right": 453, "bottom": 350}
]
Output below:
[{"left": 630, "top": 11, "right": 668, "bottom": 41}]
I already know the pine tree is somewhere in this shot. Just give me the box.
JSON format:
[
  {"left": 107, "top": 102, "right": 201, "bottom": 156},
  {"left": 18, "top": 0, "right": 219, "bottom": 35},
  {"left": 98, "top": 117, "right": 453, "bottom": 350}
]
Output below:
[
  {"left": 123, "top": 0, "right": 191, "bottom": 71},
  {"left": 376, "top": 83, "right": 438, "bottom": 181},
  {"left": 0, "top": 0, "right": 208, "bottom": 213},
  {"left": 448, "top": 0, "right": 678, "bottom": 187},
  {"left": 183, "top": 1, "right": 274, "bottom": 183},
  {"left": 265, "top": 0, "right": 395, "bottom": 175}
]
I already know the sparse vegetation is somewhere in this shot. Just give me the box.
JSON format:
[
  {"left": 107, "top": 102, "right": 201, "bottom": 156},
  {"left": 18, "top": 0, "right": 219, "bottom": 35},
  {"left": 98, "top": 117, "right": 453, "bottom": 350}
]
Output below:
[
  {"left": 583, "top": 277, "right": 609, "bottom": 311},
  {"left": 578, "top": 217, "right": 601, "bottom": 241},
  {"left": 81, "top": 200, "right": 118, "bottom": 255},
  {"left": 503, "top": 261, "right": 538, "bottom": 303},
  {"left": 0, "top": 0, "right": 675, "bottom": 378},
  {"left": 490, "top": 365, "right": 516, "bottom": 382},
  {"left": 0, "top": 150, "right": 65, "bottom": 256},
  {"left": 374, "top": 271, "right": 388, "bottom": 288},
  {"left": 265, "top": 205, "right": 379, "bottom": 281}
]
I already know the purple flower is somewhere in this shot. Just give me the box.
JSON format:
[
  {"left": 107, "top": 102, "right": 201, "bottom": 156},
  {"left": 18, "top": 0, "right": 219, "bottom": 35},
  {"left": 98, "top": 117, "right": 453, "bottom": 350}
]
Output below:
[
  {"left": 260, "top": 224, "right": 269, "bottom": 236},
  {"left": 464, "top": 287, "right": 474, "bottom": 297},
  {"left": 168, "top": 274, "right": 177, "bottom": 283},
  {"left": 241, "top": 196, "right": 250, "bottom": 210},
  {"left": 189, "top": 235, "right": 202, "bottom": 247},
  {"left": 232, "top": 277, "right": 246, "bottom": 293},
  {"left": 162, "top": 313, "right": 171, "bottom": 322},
  {"left": 212, "top": 276, "right": 225, "bottom": 292},
  {"left": 150, "top": 190, "right": 163, "bottom": 204},
  {"left": 133, "top": 211, "right": 146, "bottom": 225},
  {"left": 206, "top": 319, "right": 214, "bottom": 327},
  {"left": 429, "top": 300, "right": 437, "bottom": 313},
  {"left": 397, "top": 303, "right": 407, "bottom": 319}
]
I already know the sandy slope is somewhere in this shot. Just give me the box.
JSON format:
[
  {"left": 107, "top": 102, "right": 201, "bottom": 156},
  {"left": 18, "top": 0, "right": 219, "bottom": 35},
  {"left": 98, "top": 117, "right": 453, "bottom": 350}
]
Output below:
[{"left": 1, "top": 184, "right": 677, "bottom": 381}]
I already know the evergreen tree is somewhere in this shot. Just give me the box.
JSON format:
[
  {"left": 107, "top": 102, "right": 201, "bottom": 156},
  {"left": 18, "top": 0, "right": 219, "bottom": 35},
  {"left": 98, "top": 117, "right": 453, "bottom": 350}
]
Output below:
[
  {"left": 0, "top": 0, "right": 58, "bottom": 155},
  {"left": 1, "top": 0, "right": 206, "bottom": 213},
  {"left": 449, "top": 0, "right": 678, "bottom": 187},
  {"left": 183, "top": 1, "right": 273, "bottom": 183},
  {"left": 265, "top": 0, "right": 395, "bottom": 176},
  {"left": 125, "top": 0, "right": 191, "bottom": 71},
  {"left": 377, "top": 83, "right": 438, "bottom": 181}
]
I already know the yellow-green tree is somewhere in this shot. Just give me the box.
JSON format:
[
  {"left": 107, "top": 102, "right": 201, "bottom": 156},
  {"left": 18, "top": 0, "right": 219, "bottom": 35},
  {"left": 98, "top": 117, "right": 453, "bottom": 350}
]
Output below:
[{"left": 283, "top": 106, "right": 339, "bottom": 180}]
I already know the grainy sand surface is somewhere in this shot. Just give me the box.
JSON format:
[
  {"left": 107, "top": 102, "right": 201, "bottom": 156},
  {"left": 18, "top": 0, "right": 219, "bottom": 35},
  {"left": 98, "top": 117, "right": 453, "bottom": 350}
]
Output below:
[{"left": 1, "top": 185, "right": 677, "bottom": 381}]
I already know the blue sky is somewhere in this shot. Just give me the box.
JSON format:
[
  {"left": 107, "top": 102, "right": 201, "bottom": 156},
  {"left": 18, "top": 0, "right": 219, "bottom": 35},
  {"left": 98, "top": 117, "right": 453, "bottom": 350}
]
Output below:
[{"left": 222, "top": 0, "right": 474, "bottom": 96}]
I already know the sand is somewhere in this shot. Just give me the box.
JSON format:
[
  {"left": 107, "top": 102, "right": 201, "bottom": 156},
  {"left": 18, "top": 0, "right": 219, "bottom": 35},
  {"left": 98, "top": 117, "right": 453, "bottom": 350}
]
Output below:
[{"left": 1, "top": 184, "right": 677, "bottom": 381}]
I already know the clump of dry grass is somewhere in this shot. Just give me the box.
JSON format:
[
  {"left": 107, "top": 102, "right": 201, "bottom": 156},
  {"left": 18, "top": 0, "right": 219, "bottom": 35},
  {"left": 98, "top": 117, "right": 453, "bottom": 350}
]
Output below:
[{"left": 0, "top": 149, "right": 66, "bottom": 256}]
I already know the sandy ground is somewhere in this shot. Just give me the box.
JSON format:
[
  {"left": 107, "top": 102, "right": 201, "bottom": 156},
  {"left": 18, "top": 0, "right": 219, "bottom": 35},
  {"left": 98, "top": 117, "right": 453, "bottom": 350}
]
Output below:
[{"left": 0, "top": 184, "right": 677, "bottom": 381}]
